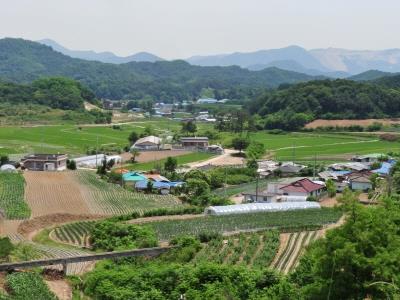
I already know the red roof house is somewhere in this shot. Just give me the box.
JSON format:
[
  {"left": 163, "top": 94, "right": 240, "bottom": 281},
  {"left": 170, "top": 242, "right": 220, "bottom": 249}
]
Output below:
[{"left": 279, "top": 178, "right": 325, "bottom": 197}]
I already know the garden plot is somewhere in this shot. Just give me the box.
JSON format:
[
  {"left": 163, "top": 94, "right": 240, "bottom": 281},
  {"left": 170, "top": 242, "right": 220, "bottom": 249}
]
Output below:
[
  {"left": 24, "top": 171, "right": 92, "bottom": 217},
  {"left": 193, "top": 231, "right": 280, "bottom": 268},
  {"left": 271, "top": 231, "right": 320, "bottom": 274},
  {"left": 0, "top": 173, "right": 30, "bottom": 219}
]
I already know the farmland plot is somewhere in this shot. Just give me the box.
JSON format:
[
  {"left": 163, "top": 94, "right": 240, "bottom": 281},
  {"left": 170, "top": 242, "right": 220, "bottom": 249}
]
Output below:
[
  {"left": 0, "top": 173, "right": 30, "bottom": 219},
  {"left": 76, "top": 170, "right": 183, "bottom": 215},
  {"left": 149, "top": 208, "right": 341, "bottom": 241},
  {"left": 193, "top": 231, "right": 280, "bottom": 268},
  {"left": 24, "top": 171, "right": 91, "bottom": 217},
  {"left": 50, "top": 221, "right": 95, "bottom": 248},
  {"left": 271, "top": 231, "right": 320, "bottom": 274}
]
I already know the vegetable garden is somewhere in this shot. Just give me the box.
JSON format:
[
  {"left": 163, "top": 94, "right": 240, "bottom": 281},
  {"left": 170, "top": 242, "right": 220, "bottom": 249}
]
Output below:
[
  {"left": 149, "top": 208, "right": 341, "bottom": 240},
  {"left": 0, "top": 172, "right": 30, "bottom": 219},
  {"left": 193, "top": 230, "right": 280, "bottom": 268},
  {"left": 51, "top": 221, "right": 95, "bottom": 248},
  {"left": 271, "top": 230, "right": 319, "bottom": 274}
]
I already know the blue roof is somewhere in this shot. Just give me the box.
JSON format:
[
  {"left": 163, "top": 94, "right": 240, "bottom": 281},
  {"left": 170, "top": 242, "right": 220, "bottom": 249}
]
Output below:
[
  {"left": 135, "top": 180, "right": 170, "bottom": 189},
  {"left": 372, "top": 162, "right": 393, "bottom": 175},
  {"left": 122, "top": 172, "right": 147, "bottom": 182}
]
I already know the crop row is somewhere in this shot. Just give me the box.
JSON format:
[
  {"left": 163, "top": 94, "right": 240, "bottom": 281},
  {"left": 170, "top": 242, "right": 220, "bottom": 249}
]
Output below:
[
  {"left": 193, "top": 230, "right": 280, "bottom": 268},
  {"left": 52, "top": 221, "right": 95, "bottom": 247},
  {"left": 272, "top": 230, "right": 319, "bottom": 274},
  {"left": 0, "top": 173, "right": 30, "bottom": 219},
  {"left": 77, "top": 170, "right": 183, "bottom": 215},
  {"left": 149, "top": 208, "right": 341, "bottom": 240},
  {"left": 5, "top": 272, "right": 57, "bottom": 300}
]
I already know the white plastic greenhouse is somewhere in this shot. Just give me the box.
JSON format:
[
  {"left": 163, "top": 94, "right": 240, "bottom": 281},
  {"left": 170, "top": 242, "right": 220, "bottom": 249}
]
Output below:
[{"left": 205, "top": 201, "right": 321, "bottom": 216}]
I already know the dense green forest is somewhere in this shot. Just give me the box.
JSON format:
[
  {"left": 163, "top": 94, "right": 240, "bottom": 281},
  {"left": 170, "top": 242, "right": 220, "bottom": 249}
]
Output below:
[
  {"left": 0, "top": 78, "right": 112, "bottom": 124},
  {"left": 249, "top": 79, "right": 400, "bottom": 130},
  {"left": 0, "top": 77, "right": 96, "bottom": 110},
  {"left": 0, "top": 38, "right": 318, "bottom": 101},
  {"left": 374, "top": 73, "right": 400, "bottom": 89}
]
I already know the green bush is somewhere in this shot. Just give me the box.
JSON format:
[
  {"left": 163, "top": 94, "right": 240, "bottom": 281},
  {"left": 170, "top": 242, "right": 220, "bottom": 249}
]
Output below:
[{"left": 90, "top": 221, "right": 158, "bottom": 251}]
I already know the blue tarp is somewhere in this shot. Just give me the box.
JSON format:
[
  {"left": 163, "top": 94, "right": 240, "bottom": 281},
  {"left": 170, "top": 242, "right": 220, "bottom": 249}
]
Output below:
[
  {"left": 372, "top": 161, "right": 395, "bottom": 175},
  {"left": 135, "top": 180, "right": 171, "bottom": 189}
]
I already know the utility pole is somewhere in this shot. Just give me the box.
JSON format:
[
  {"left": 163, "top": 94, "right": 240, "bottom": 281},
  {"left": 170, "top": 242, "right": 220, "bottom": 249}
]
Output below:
[
  {"left": 255, "top": 175, "right": 259, "bottom": 203},
  {"left": 313, "top": 153, "right": 317, "bottom": 180},
  {"left": 95, "top": 135, "right": 99, "bottom": 168}
]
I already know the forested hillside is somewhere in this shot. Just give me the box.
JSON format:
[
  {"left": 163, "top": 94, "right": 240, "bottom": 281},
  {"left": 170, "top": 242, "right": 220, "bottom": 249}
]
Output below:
[
  {"left": 374, "top": 73, "right": 400, "bottom": 89},
  {"left": 0, "top": 77, "right": 96, "bottom": 110},
  {"left": 250, "top": 79, "right": 400, "bottom": 130},
  {"left": 0, "top": 38, "right": 317, "bottom": 101}
]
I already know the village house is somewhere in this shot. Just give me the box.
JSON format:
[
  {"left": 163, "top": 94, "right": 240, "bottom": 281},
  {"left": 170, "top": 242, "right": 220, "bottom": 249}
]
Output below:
[
  {"left": 351, "top": 153, "right": 384, "bottom": 163},
  {"left": 131, "top": 136, "right": 161, "bottom": 151},
  {"left": 243, "top": 177, "right": 325, "bottom": 203},
  {"left": 348, "top": 171, "right": 373, "bottom": 191},
  {"left": 277, "top": 162, "right": 305, "bottom": 176},
  {"left": 21, "top": 154, "right": 67, "bottom": 171},
  {"left": 180, "top": 137, "right": 209, "bottom": 149}
]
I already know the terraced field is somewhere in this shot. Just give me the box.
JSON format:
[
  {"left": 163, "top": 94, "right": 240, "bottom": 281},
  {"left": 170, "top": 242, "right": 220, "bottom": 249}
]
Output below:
[
  {"left": 271, "top": 231, "right": 320, "bottom": 274},
  {"left": 193, "top": 231, "right": 280, "bottom": 268},
  {"left": 0, "top": 172, "right": 30, "bottom": 219},
  {"left": 50, "top": 221, "right": 95, "bottom": 248}
]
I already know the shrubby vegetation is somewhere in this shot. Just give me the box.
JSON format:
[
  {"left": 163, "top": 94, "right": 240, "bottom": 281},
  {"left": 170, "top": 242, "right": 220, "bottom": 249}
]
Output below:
[{"left": 90, "top": 221, "right": 158, "bottom": 251}]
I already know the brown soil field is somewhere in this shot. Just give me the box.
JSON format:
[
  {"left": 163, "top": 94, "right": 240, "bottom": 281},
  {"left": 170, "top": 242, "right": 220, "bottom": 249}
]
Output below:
[
  {"left": 120, "top": 150, "right": 192, "bottom": 163},
  {"left": 305, "top": 118, "right": 400, "bottom": 128},
  {"left": 45, "top": 280, "right": 72, "bottom": 300},
  {"left": 24, "top": 171, "right": 94, "bottom": 217}
]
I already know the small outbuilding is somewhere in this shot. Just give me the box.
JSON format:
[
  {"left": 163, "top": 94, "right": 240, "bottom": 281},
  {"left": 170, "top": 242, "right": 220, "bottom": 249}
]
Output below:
[
  {"left": 21, "top": 154, "right": 67, "bottom": 171},
  {"left": 131, "top": 136, "right": 161, "bottom": 151},
  {"left": 180, "top": 137, "right": 209, "bottom": 149}
]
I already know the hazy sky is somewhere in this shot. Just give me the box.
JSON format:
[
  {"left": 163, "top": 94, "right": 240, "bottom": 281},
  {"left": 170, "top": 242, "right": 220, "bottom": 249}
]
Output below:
[{"left": 1, "top": 0, "right": 400, "bottom": 59}]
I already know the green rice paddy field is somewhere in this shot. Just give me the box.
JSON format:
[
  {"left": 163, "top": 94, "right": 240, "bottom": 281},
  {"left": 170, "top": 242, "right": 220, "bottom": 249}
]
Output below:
[{"left": 0, "top": 119, "right": 399, "bottom": 161}]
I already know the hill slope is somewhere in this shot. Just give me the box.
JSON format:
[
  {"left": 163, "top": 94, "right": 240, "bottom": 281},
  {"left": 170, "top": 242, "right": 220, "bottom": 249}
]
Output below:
[
  {"left": 252, "top": 79, "right": 400, "bottom": 126},
  {"left": 0, "top": 38, "right": 318, "bottom": 100}
]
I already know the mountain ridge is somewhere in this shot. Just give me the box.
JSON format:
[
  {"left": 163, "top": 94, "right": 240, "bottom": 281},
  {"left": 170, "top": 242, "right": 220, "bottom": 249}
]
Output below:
[{"left": 38, "top": 38, "right": 163, "bottom": 64}]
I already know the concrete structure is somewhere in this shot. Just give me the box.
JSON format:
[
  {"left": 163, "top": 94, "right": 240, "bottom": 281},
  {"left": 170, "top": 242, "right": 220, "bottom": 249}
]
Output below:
[
  {"left": 131, "top": 136, "right": 161, "bottom": 151},
  {"left": 0, "top": 247, "right": 172, "bottom": 275},
  {"left": 21, "top": 154, "right": 67, "bottom": 171},
  {"left": 180, "top": 137, "right": 209, "bottom": 149}
]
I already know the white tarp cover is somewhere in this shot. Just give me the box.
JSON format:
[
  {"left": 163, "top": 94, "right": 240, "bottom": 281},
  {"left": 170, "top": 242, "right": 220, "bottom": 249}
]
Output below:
[
  {"left": 74, "top": 154, "right": 122, "bottom": 168},
  {"left": 0, "top": 164, "right": 16, "bottom": 172},
  {"left": 205, "top": 201, "right": 320, "bottom": 215}
]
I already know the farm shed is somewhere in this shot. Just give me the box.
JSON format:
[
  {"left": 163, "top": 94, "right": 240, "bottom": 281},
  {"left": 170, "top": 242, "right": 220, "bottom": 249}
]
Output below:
[
  {"left": 21, "top": 154, "right": 67, "bottom": 171},
  {"left": 131, "top": 136, "right": 161, "bottom": 151},
  {"left": 180, "top": 137, "right": 209, "bottom": 149},
  {"left": 205, "top": 201, "right": 321, "bottom": 216},
  {"left": 277, "top": 162, "right": 305, "bottom": 175}
]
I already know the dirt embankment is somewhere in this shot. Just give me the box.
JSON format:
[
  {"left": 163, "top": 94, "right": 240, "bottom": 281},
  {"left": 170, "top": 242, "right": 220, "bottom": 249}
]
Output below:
[
  {"left": 305, "top": 118, "right": 400, "bottom": 129},
  {"left": 18, "top": 213, "right": 105, "bottom": 239}
]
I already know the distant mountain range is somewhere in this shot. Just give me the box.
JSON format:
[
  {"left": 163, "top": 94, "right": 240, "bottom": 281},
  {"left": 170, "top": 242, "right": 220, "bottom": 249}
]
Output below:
[
  {"left": 187, "top": 46, "right": 400, "bottom": 76},
  {"left": 38, "top": 39, "right": 163, "bottom": 64},
  {"left": 0, "top": 38, "right": 319, "bottom": 100},
  {"left": 37, "top": 39, "right": 400, "bottom": 77}
]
